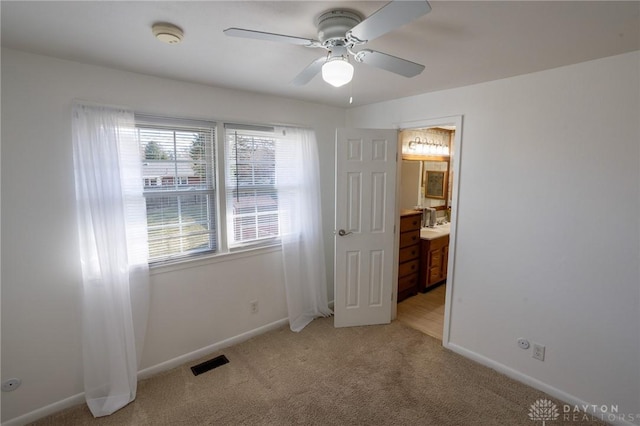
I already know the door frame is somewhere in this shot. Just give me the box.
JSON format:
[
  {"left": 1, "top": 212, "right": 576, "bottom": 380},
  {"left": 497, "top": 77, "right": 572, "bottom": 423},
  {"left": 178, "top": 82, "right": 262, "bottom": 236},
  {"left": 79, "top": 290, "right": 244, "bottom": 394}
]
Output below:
[{"left": 395, "top": 115, "right": 463, "bottom": 348}]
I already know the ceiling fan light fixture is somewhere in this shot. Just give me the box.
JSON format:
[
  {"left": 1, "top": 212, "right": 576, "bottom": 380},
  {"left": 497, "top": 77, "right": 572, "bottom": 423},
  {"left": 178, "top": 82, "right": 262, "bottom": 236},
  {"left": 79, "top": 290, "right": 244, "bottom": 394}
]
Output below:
[{"left": 322, "top": 57, "right": 354, "bottom": 88}]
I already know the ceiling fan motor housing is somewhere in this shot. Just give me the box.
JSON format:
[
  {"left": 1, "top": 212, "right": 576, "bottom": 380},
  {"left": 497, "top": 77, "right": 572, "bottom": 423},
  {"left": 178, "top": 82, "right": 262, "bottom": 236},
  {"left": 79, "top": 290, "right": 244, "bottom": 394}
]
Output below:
[{"left": 316, "top": 10, "right": 362, "bottom": 44}]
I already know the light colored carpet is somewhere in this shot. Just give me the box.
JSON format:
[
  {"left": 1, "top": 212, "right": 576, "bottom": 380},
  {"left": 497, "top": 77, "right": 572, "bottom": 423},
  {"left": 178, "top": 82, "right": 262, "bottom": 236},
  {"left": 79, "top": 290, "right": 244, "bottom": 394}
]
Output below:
[{"left": 31, "top": 317, "right": 604, "bottom": 425}]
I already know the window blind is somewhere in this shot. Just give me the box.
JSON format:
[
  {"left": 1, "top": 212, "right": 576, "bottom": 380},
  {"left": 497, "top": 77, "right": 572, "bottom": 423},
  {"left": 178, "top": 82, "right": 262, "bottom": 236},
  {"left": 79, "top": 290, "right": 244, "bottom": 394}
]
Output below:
[
  {"left": 224, "top": 126, "right": 279, "bottom": 247},
  {"left": 136, "top": 116, "right": 217, "bottom": 262}
]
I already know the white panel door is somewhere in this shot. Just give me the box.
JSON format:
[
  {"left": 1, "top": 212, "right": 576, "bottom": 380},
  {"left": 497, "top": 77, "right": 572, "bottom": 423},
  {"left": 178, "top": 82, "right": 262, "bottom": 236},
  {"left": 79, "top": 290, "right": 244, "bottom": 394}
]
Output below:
[{"left": 334, "top": 128, "right": 397, "bottom": 327}]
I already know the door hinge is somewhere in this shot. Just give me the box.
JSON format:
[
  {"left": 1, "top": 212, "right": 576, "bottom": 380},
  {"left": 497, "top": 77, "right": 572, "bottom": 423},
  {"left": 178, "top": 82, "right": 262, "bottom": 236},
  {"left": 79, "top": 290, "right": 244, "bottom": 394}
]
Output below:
[
  {"left": 395, "top": 152, "right": 398, "bottom": 162},
  {"left": 393, "top": 224, "right": 396, "bottom": 234}
]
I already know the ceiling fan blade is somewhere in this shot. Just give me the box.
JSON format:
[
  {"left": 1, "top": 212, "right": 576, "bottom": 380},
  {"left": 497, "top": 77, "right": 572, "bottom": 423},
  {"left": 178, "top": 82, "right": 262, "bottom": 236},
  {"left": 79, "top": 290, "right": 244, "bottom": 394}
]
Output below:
[
  {"left": 355, "top": 49, "right": 425, "bottom": 78},
  {"left": 224, "top": 28, "right": 320, "bottom": 47},
  {"left": 347, "top": 0, "right": 432, "bottom": 43},
  {"left": 291, "top": 56, "right": 327, "bottom": 86}
]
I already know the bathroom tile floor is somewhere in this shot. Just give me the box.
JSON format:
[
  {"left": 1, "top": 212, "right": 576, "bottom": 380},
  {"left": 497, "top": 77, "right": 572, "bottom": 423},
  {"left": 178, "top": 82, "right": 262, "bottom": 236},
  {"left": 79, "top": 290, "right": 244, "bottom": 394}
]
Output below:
[{"left": 396, "top": 284, "right": 446, "bottom": 340}]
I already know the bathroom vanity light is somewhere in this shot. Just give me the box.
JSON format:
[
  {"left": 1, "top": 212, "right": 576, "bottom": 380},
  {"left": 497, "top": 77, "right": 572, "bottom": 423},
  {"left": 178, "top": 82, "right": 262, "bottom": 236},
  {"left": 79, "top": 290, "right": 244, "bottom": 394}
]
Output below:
[{"left": 405, "top": 136, "right": 450, "bottom": 156}]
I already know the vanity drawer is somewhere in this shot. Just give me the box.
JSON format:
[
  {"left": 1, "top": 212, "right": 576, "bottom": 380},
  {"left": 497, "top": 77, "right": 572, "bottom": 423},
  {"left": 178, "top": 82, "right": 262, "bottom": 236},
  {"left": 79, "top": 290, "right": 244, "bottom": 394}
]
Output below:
[
  {"left": 399, "top": 230, "right": 420, "bottom": 248},
  {"left": 400, "top": 214, "right": 421, "bottom": 231},
  {"left": 399, "top": 259, "right": 419, "bottom": 277},
  {"left": 398, "top": 273, "right": 418, "bottom": 293},
  {"left": 399, "top": 245, "right": 420, "bottom": 263}
]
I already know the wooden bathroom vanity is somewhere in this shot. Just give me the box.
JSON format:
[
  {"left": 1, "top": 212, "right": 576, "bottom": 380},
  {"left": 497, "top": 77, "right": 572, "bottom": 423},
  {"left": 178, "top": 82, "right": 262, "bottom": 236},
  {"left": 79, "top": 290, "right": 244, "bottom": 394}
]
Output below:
[
  {"left": 419, "top": 233, "right": 449, "bottom": 292},
  {"left": 397, "top": 210, "right": 451, "bottom": 301}
]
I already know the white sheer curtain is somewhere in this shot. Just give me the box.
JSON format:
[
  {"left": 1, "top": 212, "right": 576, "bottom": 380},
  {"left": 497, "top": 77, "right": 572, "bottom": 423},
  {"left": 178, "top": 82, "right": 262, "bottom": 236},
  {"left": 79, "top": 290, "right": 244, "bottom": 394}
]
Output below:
[
  {"left": 72, "top": 103, "right": 149, "bottom": 416},
  {"left": 276, "top": 127, "right": 332, "bottom": 332}
]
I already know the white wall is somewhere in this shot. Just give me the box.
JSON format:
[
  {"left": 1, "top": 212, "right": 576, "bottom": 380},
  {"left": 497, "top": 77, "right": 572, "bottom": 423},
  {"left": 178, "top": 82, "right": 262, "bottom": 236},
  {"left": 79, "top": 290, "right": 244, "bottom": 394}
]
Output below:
[
  {"left": 348, "top": 51, "right": 640, "bottom": 423},
  {"left": 400, "top": 160, "right": 421, "bottom": 210},
  {"left": 0, "top": 48, "right": 345, "bottom": 422}
]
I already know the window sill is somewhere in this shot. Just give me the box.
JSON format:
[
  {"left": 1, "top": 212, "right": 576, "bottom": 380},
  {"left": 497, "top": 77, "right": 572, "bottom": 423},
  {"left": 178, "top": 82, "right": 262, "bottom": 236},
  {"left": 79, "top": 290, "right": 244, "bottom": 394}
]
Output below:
[{"left": 149, "top": 243, "right": 282, "bottom": 276}]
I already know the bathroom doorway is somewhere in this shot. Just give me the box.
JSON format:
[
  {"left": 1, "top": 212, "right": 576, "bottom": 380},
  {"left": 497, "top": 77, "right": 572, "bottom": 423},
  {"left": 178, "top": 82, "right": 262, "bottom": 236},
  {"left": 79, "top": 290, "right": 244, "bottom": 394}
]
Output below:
[{"left": 394, "top": 116, "right": 462, "bottom": 344}]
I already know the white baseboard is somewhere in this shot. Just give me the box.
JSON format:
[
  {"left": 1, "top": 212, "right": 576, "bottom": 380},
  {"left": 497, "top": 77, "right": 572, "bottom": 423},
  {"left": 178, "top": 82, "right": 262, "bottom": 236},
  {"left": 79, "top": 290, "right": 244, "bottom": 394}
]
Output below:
[
  {"left": 137, "top": 317, "right": 288, "bottom": 379},
  {"left": 2, "top": 392, "right": 85, "bottom": 426},
  {"left": 2, "top": 317, "right": 289, "bottom": 426},
  {"left": 445, "top": 342, "right": 638, "bottom": 426}
]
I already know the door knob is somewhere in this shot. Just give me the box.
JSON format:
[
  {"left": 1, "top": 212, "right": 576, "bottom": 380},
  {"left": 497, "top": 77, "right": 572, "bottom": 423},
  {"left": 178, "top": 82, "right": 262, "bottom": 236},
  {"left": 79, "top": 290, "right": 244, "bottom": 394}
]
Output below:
[{"left": 338, "top": 229, "right": 353, "bottom": 236}]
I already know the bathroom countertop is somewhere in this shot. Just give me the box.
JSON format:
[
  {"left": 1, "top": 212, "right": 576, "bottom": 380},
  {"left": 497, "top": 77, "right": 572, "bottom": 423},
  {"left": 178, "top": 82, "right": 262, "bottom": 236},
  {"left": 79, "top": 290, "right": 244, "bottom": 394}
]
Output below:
[
  {"left": 400, "top": 209, "right": 422, "bottom": 217},
  {"left": 420, "top": 223, "right": 450, "bottom": 240}
]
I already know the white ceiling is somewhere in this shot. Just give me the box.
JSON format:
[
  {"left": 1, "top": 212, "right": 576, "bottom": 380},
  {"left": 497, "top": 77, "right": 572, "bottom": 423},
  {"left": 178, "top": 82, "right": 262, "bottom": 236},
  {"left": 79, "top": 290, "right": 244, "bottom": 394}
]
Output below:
[{"left": 1, "top": 1, "right": 638, "bottom": 107}]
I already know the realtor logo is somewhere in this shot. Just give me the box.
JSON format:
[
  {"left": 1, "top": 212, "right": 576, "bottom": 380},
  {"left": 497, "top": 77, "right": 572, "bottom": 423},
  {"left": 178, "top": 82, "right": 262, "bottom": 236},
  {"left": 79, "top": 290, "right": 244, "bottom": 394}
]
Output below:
[{"left": 529, "top": 399, "right": 560, "bottom": 425}]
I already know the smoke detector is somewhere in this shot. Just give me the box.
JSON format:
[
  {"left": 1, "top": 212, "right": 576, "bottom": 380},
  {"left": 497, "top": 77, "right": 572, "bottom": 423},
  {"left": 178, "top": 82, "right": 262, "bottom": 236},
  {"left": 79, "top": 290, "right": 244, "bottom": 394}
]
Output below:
[{"left": 152, "top": 23, "right": 184, "bottom": 45}]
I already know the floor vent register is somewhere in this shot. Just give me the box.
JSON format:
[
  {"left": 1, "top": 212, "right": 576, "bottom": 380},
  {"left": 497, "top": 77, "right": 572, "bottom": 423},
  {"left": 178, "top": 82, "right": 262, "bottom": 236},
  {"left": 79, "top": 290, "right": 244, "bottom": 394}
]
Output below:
[{"left": 191, "top": 355, "right": 230, "bottom": 376}]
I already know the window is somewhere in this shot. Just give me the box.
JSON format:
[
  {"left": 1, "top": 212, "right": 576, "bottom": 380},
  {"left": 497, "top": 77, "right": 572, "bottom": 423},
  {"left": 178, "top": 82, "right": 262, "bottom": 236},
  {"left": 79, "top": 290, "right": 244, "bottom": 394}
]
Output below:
[
  {"left": 136, "top": 116, "right": 217, "bottom": 262},
  {"left": 133, "top": 117, "right": 284, "bottom": 264},
  {"left": 225, "top": 125, "right": 279, "bottom": 248}
]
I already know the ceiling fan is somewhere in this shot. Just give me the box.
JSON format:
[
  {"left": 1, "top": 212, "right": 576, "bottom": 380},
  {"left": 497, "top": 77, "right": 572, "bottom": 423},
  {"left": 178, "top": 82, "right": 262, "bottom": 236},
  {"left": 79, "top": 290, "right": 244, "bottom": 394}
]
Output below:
[{"left": 223, "top": 0, "right": 432, "bottom": 88}]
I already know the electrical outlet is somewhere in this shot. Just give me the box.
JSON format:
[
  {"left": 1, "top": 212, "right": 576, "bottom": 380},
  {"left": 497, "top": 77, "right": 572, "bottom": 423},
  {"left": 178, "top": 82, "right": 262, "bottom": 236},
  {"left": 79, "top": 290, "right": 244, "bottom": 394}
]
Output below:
[
  {"left": 532, "top": 343, "right": 545, "bottom": 361},
  {"left": 517, "top": 338, "right": 530, "bottom": 350},
  {"left": 250, "top": 300, "right": 259, "bottom": 314}
]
